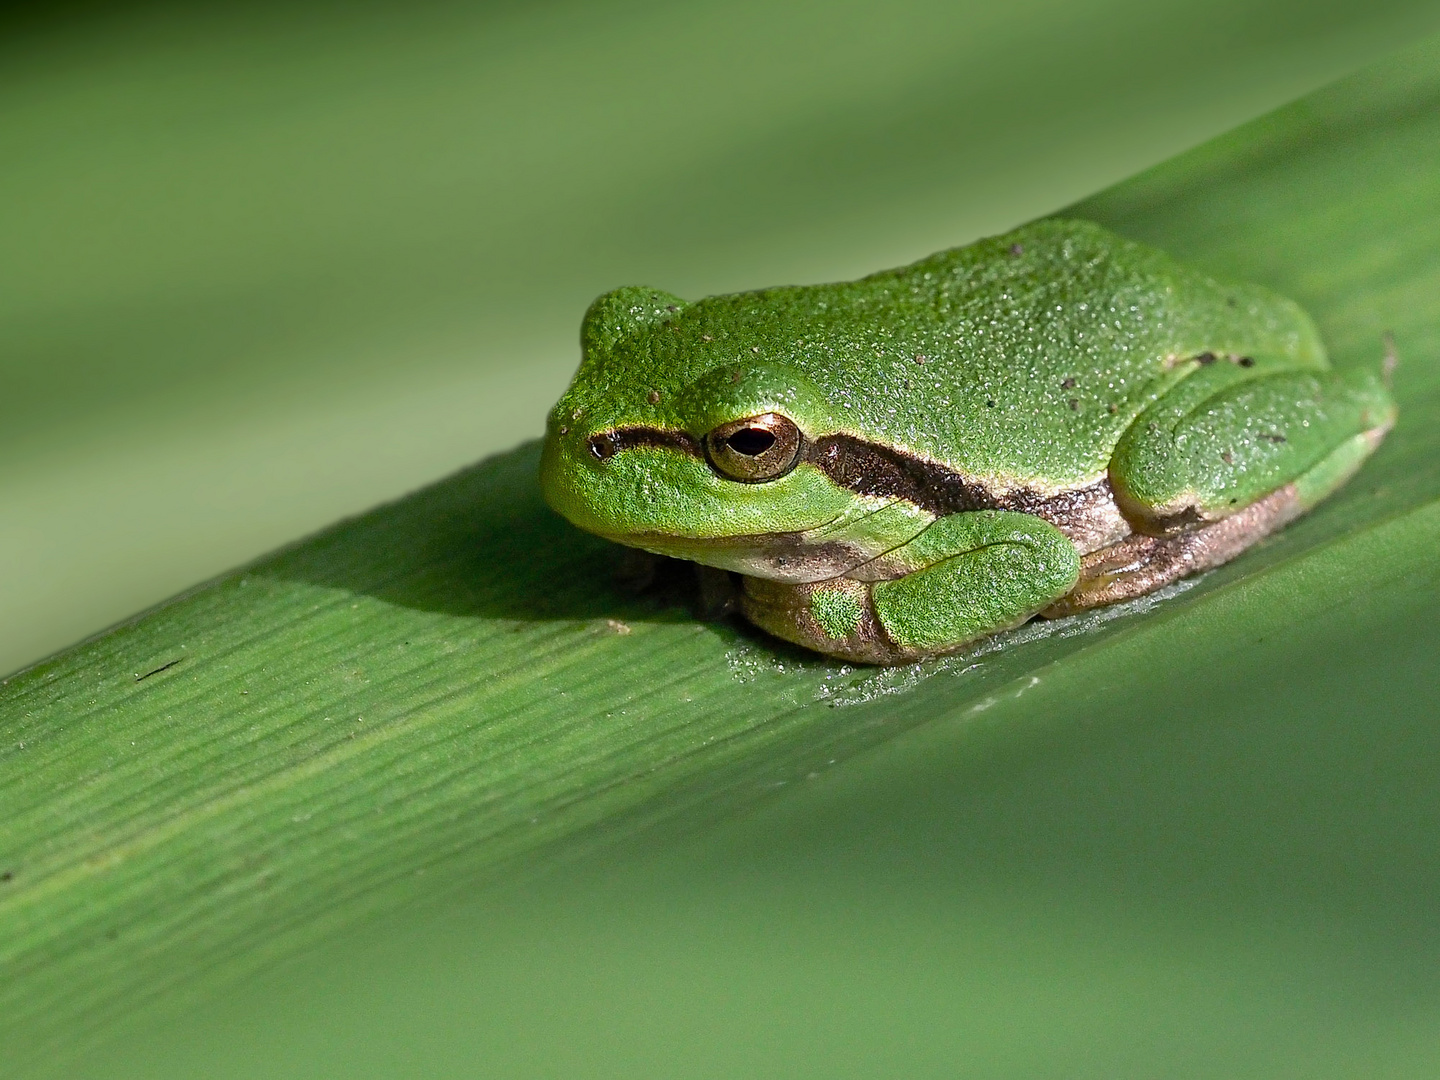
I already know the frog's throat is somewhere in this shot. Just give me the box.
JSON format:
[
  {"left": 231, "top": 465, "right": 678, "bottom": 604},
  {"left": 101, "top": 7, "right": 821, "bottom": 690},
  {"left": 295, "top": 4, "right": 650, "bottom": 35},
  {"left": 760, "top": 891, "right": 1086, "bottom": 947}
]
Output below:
[
  {"left": 627, "top": 531, "right": 882, "bottom": 585},
  {"left": 592, "top": 426, "right": 1130, "bottom": 554}
]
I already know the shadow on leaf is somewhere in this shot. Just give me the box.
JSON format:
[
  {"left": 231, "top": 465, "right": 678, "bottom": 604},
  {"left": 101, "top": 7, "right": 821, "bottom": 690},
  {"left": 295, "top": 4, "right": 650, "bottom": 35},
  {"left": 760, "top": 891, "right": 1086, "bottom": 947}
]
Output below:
[
  {"left": 254, "top": 440, "right": 817, "bottom": 667},
  {"left": 260, "top": 441, "right": 706, "bottom": 624}
]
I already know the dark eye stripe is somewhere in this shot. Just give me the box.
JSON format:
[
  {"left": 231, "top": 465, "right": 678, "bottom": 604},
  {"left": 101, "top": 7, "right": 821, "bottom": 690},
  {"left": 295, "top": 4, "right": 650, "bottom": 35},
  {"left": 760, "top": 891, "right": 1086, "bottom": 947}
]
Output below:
[
  {"left": 802, "top": 434, "right": 995, "bottom": 514},
  {"left": 588, "top": 427, "right": 702, "bottom": 461}
]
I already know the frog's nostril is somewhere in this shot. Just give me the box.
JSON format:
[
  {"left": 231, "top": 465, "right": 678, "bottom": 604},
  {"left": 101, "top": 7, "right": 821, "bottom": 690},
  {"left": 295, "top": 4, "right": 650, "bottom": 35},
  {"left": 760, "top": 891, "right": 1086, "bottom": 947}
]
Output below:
[
  {"left": 589, "top": 433, "right": 620, "bottom": 461},
  {"left": 587, "top": 427, "right": 705, "bottom": 463}
]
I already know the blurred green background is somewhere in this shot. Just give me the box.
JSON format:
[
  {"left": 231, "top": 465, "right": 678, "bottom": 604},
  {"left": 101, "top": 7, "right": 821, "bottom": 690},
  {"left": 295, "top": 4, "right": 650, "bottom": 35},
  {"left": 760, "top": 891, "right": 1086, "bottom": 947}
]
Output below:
[
  {"left": 3, "top": 0, "right": 1439, "bottom": 675},
  {"left": 6, "top": 3, "right": 1440, "bottom": 1078}
]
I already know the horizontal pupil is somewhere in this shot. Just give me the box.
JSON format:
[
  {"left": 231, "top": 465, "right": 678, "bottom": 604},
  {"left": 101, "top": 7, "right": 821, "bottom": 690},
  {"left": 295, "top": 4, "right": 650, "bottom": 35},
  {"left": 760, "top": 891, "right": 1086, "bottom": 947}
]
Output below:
[{"left": 726, "top": 428, "right": 777, "bottom": 456}]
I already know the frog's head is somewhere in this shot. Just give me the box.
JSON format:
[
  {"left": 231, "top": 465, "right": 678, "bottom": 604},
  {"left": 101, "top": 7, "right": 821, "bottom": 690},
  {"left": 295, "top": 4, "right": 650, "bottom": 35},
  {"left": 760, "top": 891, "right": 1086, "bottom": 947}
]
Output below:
[{"left": 539, "top": 285, "right": 858, "bottom": 570}]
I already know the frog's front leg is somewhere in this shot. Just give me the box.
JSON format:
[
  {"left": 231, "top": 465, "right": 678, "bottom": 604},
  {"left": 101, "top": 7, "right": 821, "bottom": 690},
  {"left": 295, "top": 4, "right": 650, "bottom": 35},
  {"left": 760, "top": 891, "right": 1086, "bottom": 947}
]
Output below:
[{"left": 740, "top": 510, "right": 1081, "bottom": 664}]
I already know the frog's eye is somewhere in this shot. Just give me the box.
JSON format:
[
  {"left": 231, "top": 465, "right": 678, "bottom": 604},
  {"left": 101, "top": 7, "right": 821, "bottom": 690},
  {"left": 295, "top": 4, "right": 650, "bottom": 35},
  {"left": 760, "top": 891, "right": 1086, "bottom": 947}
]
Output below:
[{"left": 705, "top": 413, "right": 802, "bottom": 482}]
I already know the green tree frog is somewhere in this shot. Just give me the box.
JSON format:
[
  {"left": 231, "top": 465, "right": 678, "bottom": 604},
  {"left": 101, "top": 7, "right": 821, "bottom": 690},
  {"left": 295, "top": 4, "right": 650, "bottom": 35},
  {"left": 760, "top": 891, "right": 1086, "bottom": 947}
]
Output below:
[{"left": 540, "top": 219, "right": 1395, "bottom": 664}]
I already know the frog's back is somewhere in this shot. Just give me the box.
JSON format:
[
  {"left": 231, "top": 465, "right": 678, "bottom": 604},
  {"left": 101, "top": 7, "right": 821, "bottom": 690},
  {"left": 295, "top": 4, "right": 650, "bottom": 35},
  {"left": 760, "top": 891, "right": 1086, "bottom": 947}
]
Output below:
[{"left": 697, "top": 219, "right": 1325, "bottom": 492}]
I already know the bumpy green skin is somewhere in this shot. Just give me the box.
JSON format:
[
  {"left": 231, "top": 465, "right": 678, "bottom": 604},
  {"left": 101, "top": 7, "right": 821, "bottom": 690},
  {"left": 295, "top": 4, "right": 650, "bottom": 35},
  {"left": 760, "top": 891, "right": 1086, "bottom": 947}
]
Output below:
[{"left": 539, "top": 219, "right": 1395, "bottom": 663}]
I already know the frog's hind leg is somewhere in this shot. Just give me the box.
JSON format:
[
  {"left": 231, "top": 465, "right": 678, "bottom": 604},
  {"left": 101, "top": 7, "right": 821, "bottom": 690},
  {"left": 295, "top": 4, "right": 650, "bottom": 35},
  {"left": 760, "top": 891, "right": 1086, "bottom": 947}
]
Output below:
[
  {"left": 1046, "top": 369, "right": 1396, "bottom": 617},
  {"left": 1107, "top": 362, "right": 1395, "bottom": 537}
]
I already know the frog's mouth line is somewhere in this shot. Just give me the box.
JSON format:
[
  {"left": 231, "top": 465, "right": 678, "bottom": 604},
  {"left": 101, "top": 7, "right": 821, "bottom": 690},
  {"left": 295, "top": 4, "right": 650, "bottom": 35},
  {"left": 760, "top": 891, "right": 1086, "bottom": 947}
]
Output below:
[
  {"left": 612, "top": 528, "right": 879, "bottom": 585},
  {"left": 585, "top": 425, "right": 1129, "bottom": 553}
]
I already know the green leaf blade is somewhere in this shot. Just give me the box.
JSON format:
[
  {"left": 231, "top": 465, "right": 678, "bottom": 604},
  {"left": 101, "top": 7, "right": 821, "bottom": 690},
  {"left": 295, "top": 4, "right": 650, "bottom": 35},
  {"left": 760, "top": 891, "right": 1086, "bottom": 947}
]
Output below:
[{"left": 5, "top": 25, "right": 1440, "bottom": 1080}]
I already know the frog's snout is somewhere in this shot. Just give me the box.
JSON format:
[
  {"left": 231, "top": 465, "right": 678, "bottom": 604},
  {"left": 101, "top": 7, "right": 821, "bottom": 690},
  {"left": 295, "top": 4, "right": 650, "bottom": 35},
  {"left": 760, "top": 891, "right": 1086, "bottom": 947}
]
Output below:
[{"left": 538, "top": 423, "right": 587, "bottom": 518}]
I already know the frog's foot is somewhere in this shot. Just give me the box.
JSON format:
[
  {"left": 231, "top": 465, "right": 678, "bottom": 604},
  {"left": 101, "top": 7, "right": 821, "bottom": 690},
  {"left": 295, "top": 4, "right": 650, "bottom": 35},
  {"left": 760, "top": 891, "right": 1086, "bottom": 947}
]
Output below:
[
  {"left": 1043, "top": 483, "right": 1303, "bottom": 616},
  {"left": 694, "top": 564, "right": 740, "bottom": 620},
  {"left": 611, "top": 547, "right": 667, "bottom": 593},
  {"left": 740, "top": 510, "right": 1081, "bottom": 664}
]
